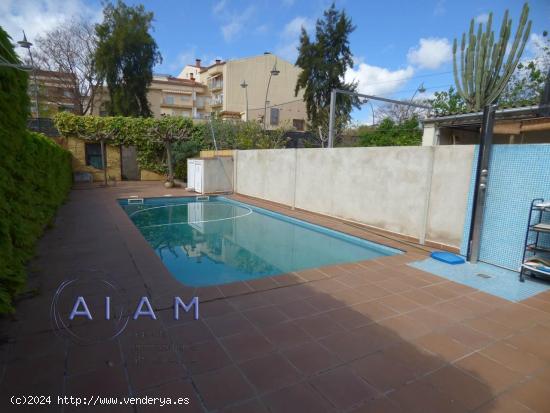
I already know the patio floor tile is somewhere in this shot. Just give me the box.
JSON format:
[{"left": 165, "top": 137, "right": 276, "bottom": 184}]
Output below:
[
  {"left": 181, "top": 339, "right": 232, "bottom": 375},
  {"left": 204, "top": 312, "right": 255, "bottom": 339},
  {"left": 479, "top": 341, "right": 544, "bottom": 375},
  {"left": 440, "top": 323, "right": 494, "bottom": 350},
  {"left": 348, "top": 396, "right": 404, "bottom": 413},
  {"left": 262, "top": 382, "right": 335, "bottom": 413},
  {"left": 425, "top": 365, "right": 494, "bottom": 410},
  {"left": 454, "top": 352, "right": 523, "bottom": 393},
  {"left": 192, "top": 365, "right": 255, "bottom": 410},
  {"left": 242, "top": 305, "right": 288, "bottom": 328},
  {"left": 238, "top": 352, "right": 302, "bottom": 393},
  {"left": 293, "top": 314, "right": 345, "bottom": 339},
  {"left": 282, "top": 340, "right": 341, "bottom": 376},
  {"left": 197, "top": 300, "right": 235, "bottom": 318},
  {"left": 377, "top": 314, "right": 431, "bottom": 340},
  {"left": 66, "top": 364, "right": 129, "bottom": 396},
  {"left": 474, "top": 393, "right": 534, "bottom": 413},
  {"left": 275, "top": 299, "right": 319, "bottom": 319},
  {"left": 389, "top": 380, "right": 467, "bottom": 413},
  {"left": 168, "top": 320, "right": 214, "bottom": 345},
  {"left": 507, "top": 377, "right": 550, "bottom": 413},
  {"left": 126, "top": 352, "right": 186, "bottom": 392},
  {"left": 221, "top": 398, "right": 269, "bottom": 413},
  {"left": 462, "top": 317, "right": 516, "bottom": 340},
  {"left": 66, "top": 340, "right": 121, "bottom": 376},
  {"left": 373, "top": 294, "right": 420, "bottom": 313},
  {"left": 350, "top": 351, "right": 416, "bottom": 392},
  {"left": 260, "top": 321, "right": 310, "bottom": 349},
  {"left": 220, "top": 331, "right": 275, "bottom": 362},
  {"left": 505, "top": 325, "right": 550, "bottom": 361},
  {"left": 309, "top": 366, "right": 378, "bottom": 410},
  {"left": 414, "top": 332, "right": 473, "bottom": 362},
  {"left": 382, "top": 341, "right": 446, "bottom": 377}
]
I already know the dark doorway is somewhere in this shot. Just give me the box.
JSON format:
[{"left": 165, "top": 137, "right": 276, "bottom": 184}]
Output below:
[{"left": 121, "top": 146, "right": 140, "bottom": 180}]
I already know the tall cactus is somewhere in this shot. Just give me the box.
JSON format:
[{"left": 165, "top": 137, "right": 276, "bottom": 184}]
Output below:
[{"left": 453, "top": 3, "right": 532, "bottom": 111}]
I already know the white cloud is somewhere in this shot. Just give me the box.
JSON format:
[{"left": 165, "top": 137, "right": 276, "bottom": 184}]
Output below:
[
  {"left": 0, "top": 0, "right": 101, "bottom": 49},
  {"left": 213, "top": 0, "right": 227, "bottom": 15},
  {"left": 255, "top": 24, "right": 269, "bottom": 35},
  {"left": 217, "top": 5, "right": 255, "bottom": 42},
  {"left": 221, "top": 21, "right": 242, "bottom": 42},
  {"left": 433, "top": 0, "right": 446, "bottom": 16},
  {"left": 275, "top": 16, "right": 313, "bottom": 62},
  {"left": 407, "top": 38, "right": 452, "bottom": 69},
  {"left": 475, "top": 13, "right": 490, "bottom": 24},
  {"left": 345, "top": 61, "right": 415, "bottom": 96}
]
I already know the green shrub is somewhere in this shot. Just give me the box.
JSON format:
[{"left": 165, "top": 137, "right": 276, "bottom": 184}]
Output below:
[
  {"left": 0, "top": 26, "right": 73, "bottom": 313},
  {"left": 359, "top": 117, "right": 422, "bottom": 147}
]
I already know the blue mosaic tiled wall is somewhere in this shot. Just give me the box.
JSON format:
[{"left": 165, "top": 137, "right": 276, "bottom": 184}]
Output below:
[{"left": 460, "top": 144, "right": 550, "bottom": 271}]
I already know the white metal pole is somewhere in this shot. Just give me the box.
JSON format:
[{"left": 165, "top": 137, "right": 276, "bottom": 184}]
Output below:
[{"left": 328, "top": 89, "right": 336, "bottom": 148}]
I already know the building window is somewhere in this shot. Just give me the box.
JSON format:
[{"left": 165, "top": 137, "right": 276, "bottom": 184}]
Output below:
[
  {"left": 293, "top": 119, "right": 305, "bottom": 131},
  {"left": 164, "top": 95, "right": 175, "bottom": 104},
  {"left": 181, "top": 94, "right": 191, "bottom": 102},
  {"left": 270, "top": 108, "right": 280, "bottom": 126},
  {"left": 85, "top": 143, "right": 104, "bottom": 169}
]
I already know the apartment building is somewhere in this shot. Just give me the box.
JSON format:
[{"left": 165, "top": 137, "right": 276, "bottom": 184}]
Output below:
[
  {"left": 178, "top": 53, "right": 307, "bottom": 130},
  {"left": 30, "top": 69, "right": 80, "bottom": 116},
  {"left": 148, "top": 74, "right": 209, "bottom": 119}
]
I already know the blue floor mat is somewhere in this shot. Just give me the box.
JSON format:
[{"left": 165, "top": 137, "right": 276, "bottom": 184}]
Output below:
[{"left": 409, "top": 258, "right": 550, "bottom": 302}]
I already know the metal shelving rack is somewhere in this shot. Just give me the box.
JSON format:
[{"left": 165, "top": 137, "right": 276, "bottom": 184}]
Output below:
[{"left": 520, "top": 198, "right": 550, "bottom": 282}]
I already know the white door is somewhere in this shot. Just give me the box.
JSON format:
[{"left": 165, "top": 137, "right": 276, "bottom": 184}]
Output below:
[
  {"left": 194, "top": 162, "right": 203, "bottom": 193},
  {"left": 187, "top": 160, "right": 195, "bottom": 189}
]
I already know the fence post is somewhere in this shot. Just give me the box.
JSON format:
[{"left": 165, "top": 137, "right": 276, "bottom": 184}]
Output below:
[
  {"left": 291, "top": 148, "right": 298, "bottom": 210},
  {"left": 419, "top": 146, "right": 435, "bottom": 245}
]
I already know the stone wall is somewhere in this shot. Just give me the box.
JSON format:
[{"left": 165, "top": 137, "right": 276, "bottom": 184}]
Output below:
[
  {"left": 234, "top": 146, "right": 476, "bottom": 250},
  {"left": 66, "top": 137, "right": 121, "bottom": 182},
  {"left": 140, "top": 169, "right": 165, "bottom": 181}
]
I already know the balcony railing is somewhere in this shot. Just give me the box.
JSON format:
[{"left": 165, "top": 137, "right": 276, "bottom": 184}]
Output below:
[
  {"left": 208, "top": 80, "right": 223, "bottom": 91},
  {"left": 210, "top": 95, "right": 223, "bottom": 106}
]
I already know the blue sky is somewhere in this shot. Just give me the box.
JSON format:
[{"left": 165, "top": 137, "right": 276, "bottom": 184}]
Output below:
[{"left": 2, "top": 0, "right": 549, "bottom": 123}]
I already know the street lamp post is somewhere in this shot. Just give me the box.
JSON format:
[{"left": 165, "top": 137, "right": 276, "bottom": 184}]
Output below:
[
  {"left": 263, "top": 60, "right": 279, "bottom": 130},
  {"left": 362, "top": 98, "right": 375, "bottom": 125},
  {"left": 18, "top": 31, "right": 39, "bottom": 127},
  {"left": 240, "top": 80, "right": 248, "bottom": 121},
  {"left": 405, "top": 82, "right": 427, "bottom": 119}
]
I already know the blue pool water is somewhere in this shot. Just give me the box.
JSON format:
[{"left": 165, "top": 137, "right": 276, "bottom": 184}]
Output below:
[{"left": 119, "top": 196, "right": 400, "bottom": 286}]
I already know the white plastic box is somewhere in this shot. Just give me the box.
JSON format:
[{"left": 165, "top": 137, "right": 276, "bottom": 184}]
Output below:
[{"left": 186, "top": 157, "right": 233, "bottom": 194}]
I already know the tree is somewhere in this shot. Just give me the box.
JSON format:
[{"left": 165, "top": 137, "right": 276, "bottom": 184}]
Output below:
[
  {"left": 428, "top": 87, "right": 467, "bottom": 116},
  {"left": 32, "top": 21, "right": 100, "bottom": 115},
  {"left": 145, "top": 116, "right": 194, "bottom": 186},
  {"left": 374, "top": 101, "right": 431, "bottom": 124},
  {"left": 452, "top": 3, "right": 531, "bottom": 110},
  {"left": 359, "top": 117, "right": 422, "bottom": 147},
  {"left": 294, "top": 3, "right": 359, "bottom": 146},
  {"left": 500, "top": 31, "right": 549, "bottom": 107},
  {"left": 95, "top": 1, "right": 161, "bottom": 117}
]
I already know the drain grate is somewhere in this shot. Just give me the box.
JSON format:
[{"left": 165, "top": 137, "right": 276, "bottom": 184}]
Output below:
[{"left": 475, "top": 273, "right": 492, "bottom": 279}]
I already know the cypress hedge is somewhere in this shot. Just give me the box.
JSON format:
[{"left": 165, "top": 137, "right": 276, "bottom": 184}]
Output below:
[{"left": 0, "top": 27, "right": 72, "bottom": 313}]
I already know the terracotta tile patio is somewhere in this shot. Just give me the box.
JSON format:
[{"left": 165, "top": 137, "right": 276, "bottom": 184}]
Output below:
[{"left": 1, "top": 182, "right": 550, "bottom": 412}]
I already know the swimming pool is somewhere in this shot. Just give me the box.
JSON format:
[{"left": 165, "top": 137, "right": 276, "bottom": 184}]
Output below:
[{"left": 119, "top": 196, "right": 401, "bottom": 286}]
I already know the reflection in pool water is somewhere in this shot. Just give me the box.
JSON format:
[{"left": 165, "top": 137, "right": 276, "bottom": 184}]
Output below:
[{"left": 120, "top": 197, "right": 399, "bottom": 286}]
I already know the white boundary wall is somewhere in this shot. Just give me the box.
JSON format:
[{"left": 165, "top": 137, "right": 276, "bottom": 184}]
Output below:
[{"left": 234, "top": 146, "right": 475, "bottom": 249}]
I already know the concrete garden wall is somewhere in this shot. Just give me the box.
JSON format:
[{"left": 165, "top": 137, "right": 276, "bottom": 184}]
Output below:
[{"left": 234, "top": 146, "right": 476, "bottom": 250}]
